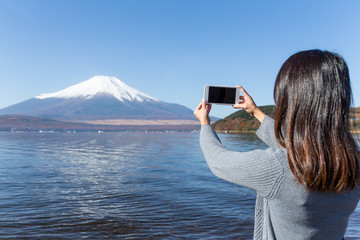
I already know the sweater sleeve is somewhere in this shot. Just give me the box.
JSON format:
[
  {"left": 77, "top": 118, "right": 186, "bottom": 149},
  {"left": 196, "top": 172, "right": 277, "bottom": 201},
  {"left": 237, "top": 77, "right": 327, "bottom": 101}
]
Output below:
[
  {"left": 255, "top": 115, "right": 282, "bottom": 150},
  {"left": 200, "top": 124, "right": 284, "bottom": 198}
]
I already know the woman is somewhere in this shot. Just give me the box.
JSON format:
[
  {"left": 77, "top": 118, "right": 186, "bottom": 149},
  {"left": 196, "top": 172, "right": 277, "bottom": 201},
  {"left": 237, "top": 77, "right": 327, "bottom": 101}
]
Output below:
[{"left": 194, "top": 50, "right": 360, "bottom": 240}]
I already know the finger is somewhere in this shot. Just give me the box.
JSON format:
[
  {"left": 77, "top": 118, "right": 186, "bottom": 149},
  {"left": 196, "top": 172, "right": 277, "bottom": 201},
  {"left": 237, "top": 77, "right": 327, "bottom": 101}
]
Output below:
[
  {"left": 207, "top": 103, "right": 212, "bottom": 112},
  {"left": 233, "top": 100, "right": 247, "bottom": 107},
  {"left": 239, "top": 86, "right": 250, "bottom": 98},
  {"left": 202, "top": 98, "right": 207, "bottom": 106}
]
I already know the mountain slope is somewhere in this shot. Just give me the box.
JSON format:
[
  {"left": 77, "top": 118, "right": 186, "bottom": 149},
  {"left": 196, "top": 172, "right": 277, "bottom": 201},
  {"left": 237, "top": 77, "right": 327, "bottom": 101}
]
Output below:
[
  {"left": 0, "top": 75, "right": 195, "bottom": 121},
  {"left": 212, "top": 105, "right": 276, "bottom": 132}
]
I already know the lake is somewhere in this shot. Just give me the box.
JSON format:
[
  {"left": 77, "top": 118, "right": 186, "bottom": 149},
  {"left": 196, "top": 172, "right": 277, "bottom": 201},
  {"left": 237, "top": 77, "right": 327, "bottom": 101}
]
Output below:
[{"left": 0, "top": 131, "right": 359, "bottom": 239}]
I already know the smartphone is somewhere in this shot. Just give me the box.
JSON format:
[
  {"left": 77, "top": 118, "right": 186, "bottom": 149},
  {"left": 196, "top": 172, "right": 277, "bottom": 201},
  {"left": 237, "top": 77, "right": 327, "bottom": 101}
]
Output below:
[{"left": 204, "top": 85, "right": 240, "bottom": 105}]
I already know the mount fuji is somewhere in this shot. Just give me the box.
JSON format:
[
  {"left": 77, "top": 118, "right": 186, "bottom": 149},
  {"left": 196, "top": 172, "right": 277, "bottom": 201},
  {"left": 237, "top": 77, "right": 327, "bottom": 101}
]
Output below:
[{"left": 0, "top": 75, "right": 196, "bottom": 122}]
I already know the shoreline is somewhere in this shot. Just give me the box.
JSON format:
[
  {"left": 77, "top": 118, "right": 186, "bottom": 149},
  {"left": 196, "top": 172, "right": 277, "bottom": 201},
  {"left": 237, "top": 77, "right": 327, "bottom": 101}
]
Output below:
[
  {"left": 215, "top": 130, "right": 360, "bottom": 134},
  {"left": 215, "top": 130, "right": 256, "bottom": 134}
]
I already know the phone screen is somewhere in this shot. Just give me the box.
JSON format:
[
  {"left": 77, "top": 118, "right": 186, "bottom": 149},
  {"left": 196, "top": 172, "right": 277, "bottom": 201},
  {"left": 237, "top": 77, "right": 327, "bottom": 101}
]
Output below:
[{"left": 208, "top": 86, "right": 236, "bottom": 104}]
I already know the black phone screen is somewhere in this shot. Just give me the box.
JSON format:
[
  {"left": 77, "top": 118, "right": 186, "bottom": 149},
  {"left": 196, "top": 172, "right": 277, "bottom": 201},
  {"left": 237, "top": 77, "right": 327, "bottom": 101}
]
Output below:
[{"left": 208, "top": 86, "right": 236, "bottom": 104}]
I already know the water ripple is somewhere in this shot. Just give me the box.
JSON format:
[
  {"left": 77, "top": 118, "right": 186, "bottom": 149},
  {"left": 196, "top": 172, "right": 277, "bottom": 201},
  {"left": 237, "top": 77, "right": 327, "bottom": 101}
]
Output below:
[{"left": 0, "top": 132, "right": 358, "bottom": 239}]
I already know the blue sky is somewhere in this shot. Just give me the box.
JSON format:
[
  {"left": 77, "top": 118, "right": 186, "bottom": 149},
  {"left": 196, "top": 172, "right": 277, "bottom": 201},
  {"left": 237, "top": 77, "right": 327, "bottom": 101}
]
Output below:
[{"left": 0, "top": 0, "right": 359, "bottom": 118}]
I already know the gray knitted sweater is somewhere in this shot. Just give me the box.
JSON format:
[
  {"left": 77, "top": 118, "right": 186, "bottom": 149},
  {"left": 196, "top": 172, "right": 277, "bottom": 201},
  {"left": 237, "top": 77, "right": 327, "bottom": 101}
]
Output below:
[{"left": 200, "top": 116, "right": 360, "bottom": 240}]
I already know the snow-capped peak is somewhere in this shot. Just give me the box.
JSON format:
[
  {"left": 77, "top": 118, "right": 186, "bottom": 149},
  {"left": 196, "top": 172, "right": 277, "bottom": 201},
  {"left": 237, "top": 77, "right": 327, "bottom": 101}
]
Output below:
[{"left": 35, "top": 75, "right": 159, "bottom": 102}]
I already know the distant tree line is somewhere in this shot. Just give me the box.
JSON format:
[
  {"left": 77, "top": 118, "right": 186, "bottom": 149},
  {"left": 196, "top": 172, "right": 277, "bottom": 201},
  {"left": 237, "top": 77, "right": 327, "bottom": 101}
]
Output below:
[{"left": 213, "top": 106, "right": 360, "bottom": 133}]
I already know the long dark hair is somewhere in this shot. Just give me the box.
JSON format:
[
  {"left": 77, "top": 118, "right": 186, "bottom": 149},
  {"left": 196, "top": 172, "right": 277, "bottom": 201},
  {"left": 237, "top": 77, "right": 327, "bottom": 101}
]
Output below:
[{"left": 274, "top": 49, "right": 360, "bottom": 192}]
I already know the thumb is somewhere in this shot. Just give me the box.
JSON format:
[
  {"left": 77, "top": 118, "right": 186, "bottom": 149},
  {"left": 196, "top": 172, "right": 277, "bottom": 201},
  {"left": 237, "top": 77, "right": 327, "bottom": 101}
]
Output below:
[
  {"left": 202, "top": 99, "right": 207, "bottom": 107},
  {"left": 207, "top": 102, "right": 212, "bottom": 112}
]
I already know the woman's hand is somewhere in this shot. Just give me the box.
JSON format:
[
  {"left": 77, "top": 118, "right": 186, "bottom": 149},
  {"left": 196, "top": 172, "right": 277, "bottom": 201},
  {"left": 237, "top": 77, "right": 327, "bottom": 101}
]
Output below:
[
  {"left": 233, "top": 85, "right": 265, "bottom": 123},
  {"left": 194, "top": 99, "right": 212, "bottom": 125}
]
